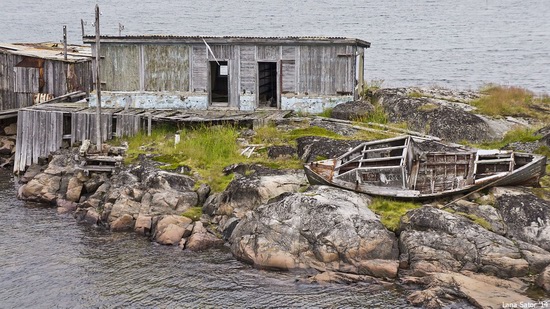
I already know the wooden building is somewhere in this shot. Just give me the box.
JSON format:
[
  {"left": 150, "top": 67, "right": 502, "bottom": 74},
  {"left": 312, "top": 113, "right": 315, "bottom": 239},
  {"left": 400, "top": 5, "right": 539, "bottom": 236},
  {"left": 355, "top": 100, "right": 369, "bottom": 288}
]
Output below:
[
  {"left": 82, "top": 36, "right": 370, "bottom": 113},
  {"left": 0, "top": 43, "right": 93, "bottom": 112}
]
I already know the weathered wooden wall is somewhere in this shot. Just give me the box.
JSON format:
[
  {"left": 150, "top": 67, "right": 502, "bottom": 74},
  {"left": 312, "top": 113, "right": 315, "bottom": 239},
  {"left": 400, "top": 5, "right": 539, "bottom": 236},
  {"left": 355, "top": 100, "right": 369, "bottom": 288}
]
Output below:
[
  {"left": 96, "top": 41, "right": 358, "bottom": 108},
  {"left": 100, "top": 44, "right": 191, "bottom": 92},
  {"left": 0, "top": 50, "right": 92, "bottom": 111},
  {"left": 14, "top": 107, "right": 143, "bottom": 173}
]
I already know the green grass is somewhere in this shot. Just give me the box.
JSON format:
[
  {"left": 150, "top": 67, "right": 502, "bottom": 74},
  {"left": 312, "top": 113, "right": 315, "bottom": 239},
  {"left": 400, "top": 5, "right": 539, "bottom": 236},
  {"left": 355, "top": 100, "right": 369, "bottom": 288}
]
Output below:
[
  {"left": 408, "top": 91, "right": 424, "bottom": 98},
  {"left": 318, "top": 107, "right": 333, "bottom": 118},
  {"left": 181, "top": 207, "right": 203, "bottom": 221},
  {"left": 416, "top": 103, "right": 439, "bottom": 112},
  {"left": 470, "top": 126, "right": 541, "bottom": 149},
  {"left": 471, "top": 85, "right": 534, "bottom": 117},
  {"left": 354, "top": 104, "right": 388, "bottom": 125},
  {"left": 368, "top": 198, "right": 421, "bottom": 232}
]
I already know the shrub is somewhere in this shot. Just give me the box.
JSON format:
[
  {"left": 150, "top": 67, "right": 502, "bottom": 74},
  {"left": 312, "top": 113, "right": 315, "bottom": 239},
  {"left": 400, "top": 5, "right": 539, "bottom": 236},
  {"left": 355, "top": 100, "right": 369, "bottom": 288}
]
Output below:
[
  {"left": 182, "top": 207, "right": 202, "bottom": 221},
  {"left": 368, "top": 198, "right": 421, "bottom": 232},
  {"left": 471, "top": 85, "right": 533, "bottom": 117}
]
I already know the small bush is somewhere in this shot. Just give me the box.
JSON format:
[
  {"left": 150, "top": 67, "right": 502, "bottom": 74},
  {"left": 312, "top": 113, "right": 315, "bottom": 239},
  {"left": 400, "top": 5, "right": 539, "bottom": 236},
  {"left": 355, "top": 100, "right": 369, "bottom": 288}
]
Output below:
[
  {"left": 473, "top": 126, "right": 541, "bottom": 149},
  {"left": 355, "top": 104, "right": 388, "bottom": 125},
  {"left": 368, "top": 198, "right": 421, "bottom": 232},
  {"left": 471, "top": 85, "right": 533, "bottom": 117},
  {"left": 318, "top": 107, "right": 333, "bottom": 118},
  {"left": 182, "top": 207, "right": 203, "bottom": 221}
]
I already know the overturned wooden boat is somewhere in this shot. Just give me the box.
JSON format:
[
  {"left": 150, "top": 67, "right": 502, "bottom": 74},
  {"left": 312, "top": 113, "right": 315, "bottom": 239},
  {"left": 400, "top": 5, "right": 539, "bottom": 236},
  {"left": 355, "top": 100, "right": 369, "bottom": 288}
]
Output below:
[{"left": 304, "top": 135, "right": 547, "bottom": 200}]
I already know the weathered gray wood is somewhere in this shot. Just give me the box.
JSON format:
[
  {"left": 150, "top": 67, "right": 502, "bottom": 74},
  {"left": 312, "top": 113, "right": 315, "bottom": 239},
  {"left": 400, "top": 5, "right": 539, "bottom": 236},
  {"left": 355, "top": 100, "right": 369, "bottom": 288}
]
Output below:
[
  {"left": 13, "top": 110, "right": 23, "bottom": 173},
  {"left": 257, "top": 46, "right": 279, "bottom": 61},
  {"left": 239, "top": 46, "right": 256, "bottom": 94},
  {"left": 191, "top": 45, "right": 207, "bottom": 92},
  {"left": 144, "top": 44, "right": 190, "bottom": 91},
  {"left": 281, "top": 60, "right": 296, "bottom": 93},
  {"left": 95, "top": 4, "right": 103, "bottom": 152}
]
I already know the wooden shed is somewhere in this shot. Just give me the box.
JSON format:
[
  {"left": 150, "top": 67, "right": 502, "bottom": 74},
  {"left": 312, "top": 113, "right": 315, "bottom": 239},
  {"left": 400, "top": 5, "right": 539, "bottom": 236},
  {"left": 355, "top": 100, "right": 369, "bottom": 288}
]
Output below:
[
  {"left": 0, "top": 43, "right": 93, "bottom": 112},
  {"left": 82, "top": 35, "right": 370, "bottom": 113}
]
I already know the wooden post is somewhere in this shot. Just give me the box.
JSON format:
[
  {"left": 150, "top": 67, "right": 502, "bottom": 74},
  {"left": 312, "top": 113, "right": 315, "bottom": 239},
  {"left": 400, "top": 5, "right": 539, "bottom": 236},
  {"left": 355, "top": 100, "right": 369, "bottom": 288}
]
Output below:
[
  {"left": 81, "top": 19, "right": 85, "bottom": 38},
  {"left": 95, "top": 5, "right": 102, "bottom": 152},
  {"left": 63, "top": 25, "right": 67, "bottom": 60}
]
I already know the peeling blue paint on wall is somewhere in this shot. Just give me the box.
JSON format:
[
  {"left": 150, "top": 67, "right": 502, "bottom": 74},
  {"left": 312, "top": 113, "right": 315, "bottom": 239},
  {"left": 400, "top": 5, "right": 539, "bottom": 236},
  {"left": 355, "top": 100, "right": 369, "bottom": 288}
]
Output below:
[
  {"left": 89, "top": 92, "right": 351, "bottom": 112},
  {"left": 89, "top": 92, "right": 208, "bottom": 109},
  {"left": 239, "top": 95, "right": 255, "bottom": 111},
  {"left": 281, "top": 95, "right": 352, "bottom": 114}
]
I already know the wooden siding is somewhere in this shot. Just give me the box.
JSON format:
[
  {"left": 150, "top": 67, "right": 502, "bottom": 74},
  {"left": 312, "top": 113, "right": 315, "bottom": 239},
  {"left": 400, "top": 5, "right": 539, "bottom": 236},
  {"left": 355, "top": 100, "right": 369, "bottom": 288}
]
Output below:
[
  {"left": 144, "top": 45, "right": 189, "bottom": 92},
  {"left": 297, "top": 45, "right": 354, "bottom": 95},
  {"left": 281, "top": 60, "right": 296, "bottom": 93},
  {"left": 239, "top": 46, "right": 256, "bottom": 94},
  {"left": 15, "top": 107, "right": 143, "bottom": 173},
  {"left": 0, "top": 50, "right": 92, "bottom": 111},
  {"left": 191, "top": 46, "right": 207, "bottom": 92},
  {"left": 100, "top": 44, "right": 140, "bottom": 91},
  {"left": 257, "top": 45, "right": 279, "bottom": 61},
  {"left": 208, "top": 45, "right": 234, "bottom": 61}
]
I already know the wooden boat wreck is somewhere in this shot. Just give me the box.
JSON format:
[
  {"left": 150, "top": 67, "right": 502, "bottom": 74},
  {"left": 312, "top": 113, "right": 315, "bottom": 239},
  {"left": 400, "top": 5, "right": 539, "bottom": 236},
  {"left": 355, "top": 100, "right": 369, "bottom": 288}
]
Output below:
[{"left": 304, "top": 135, "right": 547, "bottom": 200}]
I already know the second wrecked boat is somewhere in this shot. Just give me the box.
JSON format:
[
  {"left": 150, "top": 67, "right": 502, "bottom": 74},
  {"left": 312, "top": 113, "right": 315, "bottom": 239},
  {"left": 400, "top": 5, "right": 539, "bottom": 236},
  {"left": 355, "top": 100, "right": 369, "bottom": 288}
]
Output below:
[{"left": 304, "top": 135, "right": 547, "bottom": 200}]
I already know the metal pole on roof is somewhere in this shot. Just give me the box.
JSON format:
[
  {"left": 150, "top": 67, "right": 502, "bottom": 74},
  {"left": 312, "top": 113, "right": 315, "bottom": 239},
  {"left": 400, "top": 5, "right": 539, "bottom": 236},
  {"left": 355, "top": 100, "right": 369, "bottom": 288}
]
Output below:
[{"left": 94, "top": 4, "right": 102, "bottom": 152}]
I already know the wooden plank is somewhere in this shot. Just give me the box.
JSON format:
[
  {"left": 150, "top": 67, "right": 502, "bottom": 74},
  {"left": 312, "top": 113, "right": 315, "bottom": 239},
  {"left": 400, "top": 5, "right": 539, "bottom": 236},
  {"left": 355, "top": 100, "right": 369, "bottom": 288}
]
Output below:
[
  {"left": 191, "top": 45, "right": 207, "bottom": 91},
  {"left": 144, "top": 44, "right": 189, "bottom": 91},
  {"left": 281, "top": 60, "right": 296, "bottom": 93},
  {"left": 257, "top": 46, "right": 279, "bottom": 61},
  {"left": 239, "top": 46, "right": 256, "bottom": 94},
  {"left": 13, "top": 110, "right": 23, "bottom": 173}
]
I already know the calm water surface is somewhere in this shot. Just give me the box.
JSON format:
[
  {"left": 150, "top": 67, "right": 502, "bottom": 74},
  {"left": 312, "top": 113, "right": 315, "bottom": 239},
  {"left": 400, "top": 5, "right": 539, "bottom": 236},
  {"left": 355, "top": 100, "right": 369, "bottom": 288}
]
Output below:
[
  {"left": 0, "top": 170, "right": 413, "bottom": 308},
  {"left": 0, "top": 0, "right": 549, "bottom": 93}
]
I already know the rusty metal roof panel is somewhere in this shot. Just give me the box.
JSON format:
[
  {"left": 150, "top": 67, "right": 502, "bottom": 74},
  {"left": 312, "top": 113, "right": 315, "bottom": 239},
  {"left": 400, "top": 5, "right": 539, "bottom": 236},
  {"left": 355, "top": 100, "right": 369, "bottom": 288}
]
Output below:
[
  {"left": 0, "top": 43, "right": 92, "bottom": 62},
  {"left": 82, "top": 35, "right": 371, "bottom": 48}
]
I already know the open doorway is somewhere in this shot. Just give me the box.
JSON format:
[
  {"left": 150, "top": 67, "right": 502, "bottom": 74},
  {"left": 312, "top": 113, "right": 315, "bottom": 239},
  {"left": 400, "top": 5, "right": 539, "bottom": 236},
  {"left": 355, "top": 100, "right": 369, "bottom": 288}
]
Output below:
[
  {"left": 258, "top": 62, "right": 278, "bottom": 108},
  {"left": 210, "top": 61, "right": 229, "bottom": 105}
]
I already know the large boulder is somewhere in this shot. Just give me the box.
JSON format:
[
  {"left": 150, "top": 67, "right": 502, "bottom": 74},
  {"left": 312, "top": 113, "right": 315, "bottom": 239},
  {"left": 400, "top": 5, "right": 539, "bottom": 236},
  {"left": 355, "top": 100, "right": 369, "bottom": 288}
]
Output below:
[
  {"left": 493, "top": 187, "right": 550, "bottom": 251},
  {"left": 330, "top": 100, "right": 375, "bottom": 121},
  {"left": 296, "top": 136, "right": 363, "bottom": 163},
  {"left": 216, "top": 169, "right": 306, "bottom": 218},
  {"left": 186, "top": 221, "right": 224, "bottom": 251},
  {"left": 398, "top": 207, "right": 550, "bottom": 278},
  {"left": 153, "top": 215, "right": 193, "bottom": 245},
  {"left": 230, "top": 186, "right": 399, "bottom": 278},
  {"left": 18, "top": 173, "right": 61, "bottom": 203},
  {"left": 374, "top": 88, "right": 496, "bottom": 142}
]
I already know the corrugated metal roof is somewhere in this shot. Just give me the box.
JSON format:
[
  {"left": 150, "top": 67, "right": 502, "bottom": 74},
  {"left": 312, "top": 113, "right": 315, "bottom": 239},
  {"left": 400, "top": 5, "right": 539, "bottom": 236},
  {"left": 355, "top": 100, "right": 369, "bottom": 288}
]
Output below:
[
  {"left": 0, "top": 43, "right": 92, "bottom": 62},
  {"left": 82, "top": 35, "right": 371, "bottom": 48}
]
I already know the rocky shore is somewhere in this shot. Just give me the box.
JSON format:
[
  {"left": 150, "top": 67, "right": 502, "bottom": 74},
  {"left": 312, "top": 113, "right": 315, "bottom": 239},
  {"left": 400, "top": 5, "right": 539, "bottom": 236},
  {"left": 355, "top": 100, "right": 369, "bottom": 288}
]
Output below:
[{"left": 16, "top": 87, "right": 550, "bottom": 308}]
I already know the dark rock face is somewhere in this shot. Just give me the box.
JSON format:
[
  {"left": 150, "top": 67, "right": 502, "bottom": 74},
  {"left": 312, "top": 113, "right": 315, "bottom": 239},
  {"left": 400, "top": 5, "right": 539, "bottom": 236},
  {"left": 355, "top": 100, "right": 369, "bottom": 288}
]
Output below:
[
  {"left": 398, "top": 207, "right": 550, "bottom": 278},
  {"left": 230, "top": 186, "right": 400, "bottom": 278},
  {"left": 331, "top": 100, "right": 375, "bottom": 121},
  {"left": 493, "top": 187, "right": 550, "bottom": 251},
  {"left": 267, "top": 145, "right": 296, "bottom": 159},
  {"left": 374, "top": 88, "right": 494, "bottom": 142},
  {"left": 296, "top": 136, "right": 363, "bottom": 162}
]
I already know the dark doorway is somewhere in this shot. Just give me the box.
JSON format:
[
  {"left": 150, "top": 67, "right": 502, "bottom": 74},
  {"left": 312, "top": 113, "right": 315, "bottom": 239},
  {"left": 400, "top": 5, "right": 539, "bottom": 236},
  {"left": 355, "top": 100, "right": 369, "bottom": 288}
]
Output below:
[
  {"left": 258, "top": 62, "right": 278, "bottom": 108},
  {"left": 210, "top": 61, "right": 229, "bottom": 104}
]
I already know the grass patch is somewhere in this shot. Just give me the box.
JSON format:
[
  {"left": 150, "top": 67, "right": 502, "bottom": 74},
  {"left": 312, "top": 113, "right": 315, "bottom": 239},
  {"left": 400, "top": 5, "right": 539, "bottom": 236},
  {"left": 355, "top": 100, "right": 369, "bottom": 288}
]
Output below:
[
  {"left": 354, "top": 104, "right": 388, "bottom": 125},
  {"left": 318, "top": 107, "right": 333, "bottom": 118},
  {"left": 470, "top": 85, "right": 550, "bottom": 121},
  {"left": 408, "top": 91, "right": 424, "bottom": 98},
  {"left": 471, "top": 85, "right": 533, "bottom": 117},
  {"left": 368, "top": 198, "right": 421, "bottom": 232},
  {"left": 471, "top": 126, "right": 541, "bottom": 149},
  {"left": 182, "top": 207, "right": 203, "bottom": 221}
]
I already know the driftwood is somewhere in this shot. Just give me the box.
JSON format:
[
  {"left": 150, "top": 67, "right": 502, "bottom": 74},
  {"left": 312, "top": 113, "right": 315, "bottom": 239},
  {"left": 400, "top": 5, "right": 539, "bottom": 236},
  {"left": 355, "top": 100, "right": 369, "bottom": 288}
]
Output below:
[{"left": 314, "top": 116, "right": 441, "bottom": 141}]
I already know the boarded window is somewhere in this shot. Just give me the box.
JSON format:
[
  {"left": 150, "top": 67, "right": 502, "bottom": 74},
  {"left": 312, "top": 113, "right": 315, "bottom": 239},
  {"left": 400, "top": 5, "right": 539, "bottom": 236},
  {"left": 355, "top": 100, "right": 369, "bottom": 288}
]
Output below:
[
  {"left": 144, "top": 45, "right": 189, "bottom": 92},
  {"left": 100, "top": 44, "right": 140, "bottom": 91}
]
